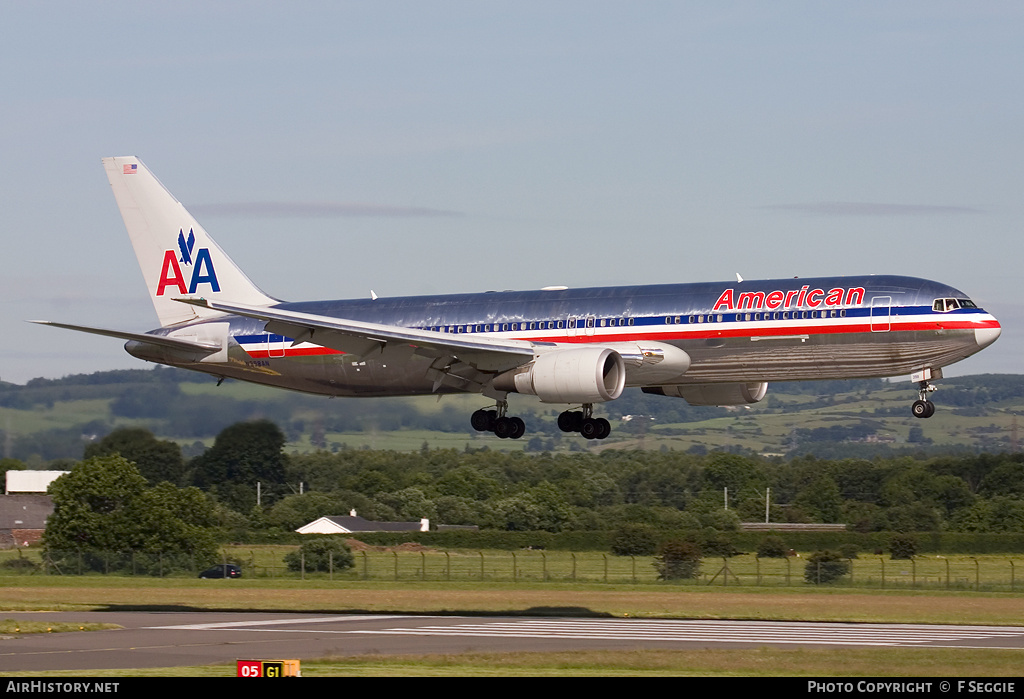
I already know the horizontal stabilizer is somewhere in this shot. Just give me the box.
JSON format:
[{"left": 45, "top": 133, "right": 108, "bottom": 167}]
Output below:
[{"left": 29, "top": 320, "right": 223, "bottom": 354}]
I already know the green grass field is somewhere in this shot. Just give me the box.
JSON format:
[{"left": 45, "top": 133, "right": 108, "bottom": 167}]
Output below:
[
  {"left": 8, "top": 374, "right": 1024, "bottom": 455},
  {"left": 6, "top": 546, "right": 1024, "bottom": 593},
  {"left": 3, "top": 648, "right": 1023, "bottom": 677}
]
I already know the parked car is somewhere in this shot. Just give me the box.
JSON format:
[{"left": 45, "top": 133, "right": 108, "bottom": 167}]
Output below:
[{"left": 198, "top": 564, "right": 242, "bottom": 579}]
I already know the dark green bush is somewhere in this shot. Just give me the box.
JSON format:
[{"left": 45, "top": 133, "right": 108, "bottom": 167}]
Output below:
[
  {"left": 1, "top": 555, "right": 39, "bottom": 573},
  {"left": 756, "top": 535, "right": 788, "bottom": 558},
  {"left": 889, "top": 534, "right": 918, "bottom": 560},
  {"left": 653, "top": 540, "right": 702, "bottom": 580},
  {"left": 702, "top": 531, "right": 739, "bottom": 558},
  {"left": 838, "top": 543, "right": 860, "bottom": 559},
  {"left": 804, "top": 550, "right": 850, "bottom": 584},
  {"left": 284, "top": 537, "right": 355, "bottom": 572},
  {"left": 610, "top": 524, "right": 658, "bottom": 556}
]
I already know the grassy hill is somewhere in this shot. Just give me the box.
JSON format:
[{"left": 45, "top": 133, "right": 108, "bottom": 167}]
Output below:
[{"left": 2, "top": 367, "right": 1022, "bottom": 463}]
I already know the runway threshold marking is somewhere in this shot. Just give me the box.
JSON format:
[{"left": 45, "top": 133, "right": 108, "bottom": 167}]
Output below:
[
  {"left": 145, "top": 615, "right": 406, "bottom": 630},
  {"left": 144, "top": 617, "right": 1024, "bottom": 649},
  {"left": 346, "top": 619, "right": 1024, "bottom": 648}
]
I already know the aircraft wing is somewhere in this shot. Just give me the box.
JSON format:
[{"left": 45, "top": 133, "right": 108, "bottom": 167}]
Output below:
[
  {"left": 28, "top": 320, "right": 223, "bottom": 354},
  {"left": 178, "top": 298, "right": 539, "bottom": 373}
]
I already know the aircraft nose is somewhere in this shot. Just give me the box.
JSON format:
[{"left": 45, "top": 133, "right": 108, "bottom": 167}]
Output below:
[{"left": 975, "top": 324, "right": 1001, "bottom": 348}]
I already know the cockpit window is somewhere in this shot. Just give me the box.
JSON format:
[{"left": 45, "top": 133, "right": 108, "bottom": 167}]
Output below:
[{"left": 933, "top": 297, "right": 976, "bottom": 312}]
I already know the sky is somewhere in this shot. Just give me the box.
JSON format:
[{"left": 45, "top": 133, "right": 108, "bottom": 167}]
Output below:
[{"left": 2, "top": 2, "right": 1023, "bottom": 385}]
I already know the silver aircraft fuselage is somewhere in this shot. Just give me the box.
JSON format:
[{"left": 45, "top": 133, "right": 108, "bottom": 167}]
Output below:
[{"left": 126, "top": 273, "right": 1000, "bottom": 398}]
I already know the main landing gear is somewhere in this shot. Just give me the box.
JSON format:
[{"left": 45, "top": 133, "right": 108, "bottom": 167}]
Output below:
[
  {"left": 470, "top": 402, "right": 614, "bottom": 440},
  {"left": 911, "top": 380, "right": 937, "bottom": 419},
  {"left": 557, "top": 404, "right": 611, "bottom": 440},
  {"left": 471, "top": 401, "right": 526, "bottom": 439}
]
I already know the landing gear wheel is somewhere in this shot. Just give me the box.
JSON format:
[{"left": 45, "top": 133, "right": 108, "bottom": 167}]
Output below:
[
  {"left": 494, "top": 416, "right": 514, "bottom": 439},
  {"left": 471, "top": 409, "right": 496, "bottom": 432},
  {"left": 911, "top": 400, "right": 935, "bottom": 419},
  {"left": 558, "top": 410, "right": 583, "bottom": 433},
  {"left": 508, "top": 416, "right": 526, "bottom": 439},
  {"left": 481, "top": 410, "right": 525, "bottom": 439},
  {"left": 561, "top": 406, "right": 612, "bottom": 439}
]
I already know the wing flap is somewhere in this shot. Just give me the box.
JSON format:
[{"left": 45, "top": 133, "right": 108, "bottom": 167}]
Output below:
[{"left": 178, "top": 298, "right": 536, "bottom": 372}]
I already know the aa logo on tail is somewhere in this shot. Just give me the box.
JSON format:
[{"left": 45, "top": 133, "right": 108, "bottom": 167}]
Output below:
[{"left": 156, "top": 228, "right": 221, "bottom": 296}]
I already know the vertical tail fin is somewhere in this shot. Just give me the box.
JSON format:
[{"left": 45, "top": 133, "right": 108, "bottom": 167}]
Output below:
[{"left": 103, "top": 156, "right": 276, "bottom": 327}]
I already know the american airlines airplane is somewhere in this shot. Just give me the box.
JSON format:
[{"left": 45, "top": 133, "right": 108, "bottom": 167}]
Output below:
[{"left": 35, "top": 157, "right": 1002, "bottom": 440}]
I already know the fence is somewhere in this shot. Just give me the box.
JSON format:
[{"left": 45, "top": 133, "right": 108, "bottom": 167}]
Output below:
[
  {"left": 8, "top": 549, "right": 1023, "bottom": 591},
  {"left": 329, "top": 551, "right": 1023, "bottom": 591}
]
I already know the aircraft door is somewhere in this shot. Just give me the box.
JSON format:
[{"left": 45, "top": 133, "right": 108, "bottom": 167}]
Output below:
[
  {"left": 870, "top": 296, "right": 891, "bottom": 332},
  {"left": 567, "top": 316, "right": 579, "bottom": 338},
  {"left": 258, "top": 332, "right": 287, "bottom": 357}
]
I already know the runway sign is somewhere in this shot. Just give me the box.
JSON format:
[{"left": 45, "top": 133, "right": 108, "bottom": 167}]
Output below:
[{"left": 237, "top": 659, "right": 301, "bottom": 677}]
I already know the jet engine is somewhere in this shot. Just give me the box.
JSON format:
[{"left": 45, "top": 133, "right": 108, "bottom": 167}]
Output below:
[
  {"left": 643, "top": 382, "right": 768, "bottom": 406},
  {"left": 494, "top": 347, "right": 626, "bottom": 403}
]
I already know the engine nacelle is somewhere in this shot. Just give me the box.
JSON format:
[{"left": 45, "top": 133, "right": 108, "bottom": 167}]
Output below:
[
  {"left": 643, "top": 382, "right": 768, "bottom": 406},
  {"left": 494, "top": 347, "right": 626, "bottom": 403}
]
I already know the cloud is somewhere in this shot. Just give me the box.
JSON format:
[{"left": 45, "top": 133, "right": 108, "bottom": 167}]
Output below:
[
  {"left": 759, "top": 202, "right": 984, "bottom": 216},
  {"left": 192, "top": 202, "right": 463, "bottom": 218}
]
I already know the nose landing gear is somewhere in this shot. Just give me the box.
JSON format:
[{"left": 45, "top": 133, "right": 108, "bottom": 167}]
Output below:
[{"left": 912, "top": 380, "right": 937, "bottom": 419}]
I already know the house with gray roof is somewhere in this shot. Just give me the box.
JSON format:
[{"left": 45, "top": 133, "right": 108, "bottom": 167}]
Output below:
[
  {"left": 0, "top": 495, "right": 53, "bottom": 547},
  {"left": 296, "top": 510, "right": 429, "bottom": 535}
]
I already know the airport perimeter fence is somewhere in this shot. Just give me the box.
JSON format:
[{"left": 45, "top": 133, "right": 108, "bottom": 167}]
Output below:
[{"left": 12, "top": 549, "right": 1024, "bottom": 591}]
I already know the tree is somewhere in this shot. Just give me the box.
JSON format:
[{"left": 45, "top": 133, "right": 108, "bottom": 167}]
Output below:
[
  {"left": 43, "top": 455, "right": 218, "bottom": 574},
  {"left": 189, "top": 420, "right": 288, "bottom": 512},
  {"left": 84, "top": 428, "right": 185, "bottom": 485},
  {"left": 793, "top": 473, "right": 843, "bottom": 522}
]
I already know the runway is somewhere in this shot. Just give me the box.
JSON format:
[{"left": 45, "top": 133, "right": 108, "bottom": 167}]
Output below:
[{"left": 2, "top": 612, "right": 1024, "bottom": 673}]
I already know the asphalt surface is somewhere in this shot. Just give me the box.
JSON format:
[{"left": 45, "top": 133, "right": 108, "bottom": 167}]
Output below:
[{"left": 3, "top": 612, "right": 1024, "bottom": 673}]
